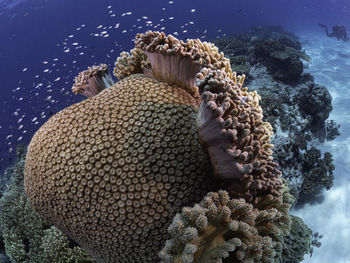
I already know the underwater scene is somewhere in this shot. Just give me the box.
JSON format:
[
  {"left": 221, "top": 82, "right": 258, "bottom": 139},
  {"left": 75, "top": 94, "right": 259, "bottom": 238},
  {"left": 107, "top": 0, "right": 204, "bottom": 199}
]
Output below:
[{"left": 0, "top": 0, "right": 349, "bottom": 262}]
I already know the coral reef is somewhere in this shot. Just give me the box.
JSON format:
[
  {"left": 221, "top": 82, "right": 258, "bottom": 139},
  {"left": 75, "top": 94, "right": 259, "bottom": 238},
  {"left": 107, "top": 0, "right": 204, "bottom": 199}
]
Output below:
[
  {"left": 215, "top": 26, "right": 339, "bottom": 204},
  {"left": 24, "top": 30, "right": 310, "bottom": 263},
  {"left": 295, "top": 83, "right": 333, "bottom": 140},
  {"left": 309, "top": 232, "right": 322, "bottom": 257},
  {"left": 133, "top": 31, "right": 234, "bottom": 98},
  {"left": 299, "top": 148, "right": 334, "bottom": 197},
  {"left": 215, "top": 26, "right": 311, "bottom": 84},
  {"left": 325, "top": 120, "right": 341, "bottom": 141},
  {"left": 281, "top": 215, "right": 313, "bottom": 263},
  {"left": 0, "top": 145, "right": 94, "bottom": 263},
  {"left": 195, "top": 68, "right": 282, "bottom": 203},
  {"left": 271, "top": 136, "right": 335, "bottom": 202},
  {"left": 252, "top": 72, "right": 336, "bottom": 202},
  {"left": 25, "top": 75, "right": 217, "bottom": 262}
]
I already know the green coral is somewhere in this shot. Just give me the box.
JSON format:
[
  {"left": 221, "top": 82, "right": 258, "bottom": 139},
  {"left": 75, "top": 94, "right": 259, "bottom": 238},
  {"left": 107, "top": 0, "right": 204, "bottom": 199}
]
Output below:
[
  {"left": 0, "top": 146, "right": 95, "bottom": 263},
  {"left": 300, "top": 147, "right": 335, "bottom": 197},
  {"left": 38, "top": 227, "right": 95, "bottom": 263},
  {"left": 282, "top": 215, "right": 312, "bottom": 263},
  {"left": 228, "top": 55, "right": 251, "bottom": 76}
]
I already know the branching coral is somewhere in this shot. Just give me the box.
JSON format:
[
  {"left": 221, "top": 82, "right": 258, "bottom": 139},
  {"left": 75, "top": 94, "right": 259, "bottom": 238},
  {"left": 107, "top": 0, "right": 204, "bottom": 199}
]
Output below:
[
  {"left": 300, "top": 148, "right": 334, "bottom": 198},
  {"left": 159, "top": 190, "right": 255, "bottom": 263},
  {"left": 160, "top": 189, "right": 292, "bottom": 263},
  {"left": 281, "top": 215, "right": 312, "bottom": 263},
  {"left": 72, "top": 64, "right": 114, "bottom": 97},
  {"left": 38, "top": 227, "right": 96, "bottom": 263}
]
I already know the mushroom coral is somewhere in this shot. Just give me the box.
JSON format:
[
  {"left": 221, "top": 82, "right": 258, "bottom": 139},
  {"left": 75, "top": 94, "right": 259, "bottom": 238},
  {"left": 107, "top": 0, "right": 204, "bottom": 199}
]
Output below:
[{"left": 24, "top": 31, "right": 292, "bottom": 263}]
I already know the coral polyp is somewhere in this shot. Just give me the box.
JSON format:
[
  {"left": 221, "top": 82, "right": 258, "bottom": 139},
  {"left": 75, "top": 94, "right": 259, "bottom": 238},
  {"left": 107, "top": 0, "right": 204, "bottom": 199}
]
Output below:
[
  {"left": 72, "top": 64, "right": 114, "bottom": 97},
  {"left": 24, "top": 31, "right": 292, "bottom": 263},
  {"left": 25, "top": 73, "right": 216, "bottom": 262}
]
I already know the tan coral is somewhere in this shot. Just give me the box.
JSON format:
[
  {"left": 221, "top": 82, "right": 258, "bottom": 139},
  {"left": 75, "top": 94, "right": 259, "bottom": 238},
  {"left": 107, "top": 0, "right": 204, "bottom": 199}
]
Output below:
[
  {"left": 25, "top": 31, "right": 292, "bottom": 263},
  {"left": 195, "top": 67, "right": 282, "bottom": 203},
  {"left": 25, "top": 73, "right": 218, "bottom": 263},
  {"left": 132, "top": 32, "right": 283, "bottom": 204},
  {"left": 133, "top": 31, "right": 234, "bottom": 99},
  {"left": 159, "top": 190, "right": 291, "bottom": 263},
  {"left": 134, "top": 31, "right": 233, "bottom": 78},
  {"left": 113, "top": 48, "right": 150, "bottom": 80},
  {"left": 72, "top": 64, "right": 114, "bottom": 97}
]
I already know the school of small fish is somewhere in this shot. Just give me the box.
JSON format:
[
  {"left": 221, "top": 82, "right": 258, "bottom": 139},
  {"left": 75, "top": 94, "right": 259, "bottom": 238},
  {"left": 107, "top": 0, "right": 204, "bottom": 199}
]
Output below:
[{"left": 1, "top": 0, "right": 231, "bottom": 171}]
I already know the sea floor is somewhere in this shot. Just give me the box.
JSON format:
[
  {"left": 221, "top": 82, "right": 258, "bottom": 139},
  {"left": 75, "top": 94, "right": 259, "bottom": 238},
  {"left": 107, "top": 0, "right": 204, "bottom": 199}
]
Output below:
[{"left": 292, "top": 32, "right": 350, "bottom": 263}]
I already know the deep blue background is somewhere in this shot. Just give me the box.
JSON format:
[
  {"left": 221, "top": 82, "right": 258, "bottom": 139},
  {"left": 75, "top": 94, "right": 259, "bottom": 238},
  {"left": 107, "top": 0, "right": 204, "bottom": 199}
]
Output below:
[{"left": 0, "top": 0, "right": 349, "bottom": 171}]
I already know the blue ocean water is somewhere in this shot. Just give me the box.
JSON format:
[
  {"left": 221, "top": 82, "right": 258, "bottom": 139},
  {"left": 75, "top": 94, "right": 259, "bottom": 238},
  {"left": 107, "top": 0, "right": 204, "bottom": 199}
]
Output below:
[
  {"left": 1, "top": 0, "right": 350, "bottom": 262},
  {"left": 0, "top": 0, "right": 349, "bottom": 171}
]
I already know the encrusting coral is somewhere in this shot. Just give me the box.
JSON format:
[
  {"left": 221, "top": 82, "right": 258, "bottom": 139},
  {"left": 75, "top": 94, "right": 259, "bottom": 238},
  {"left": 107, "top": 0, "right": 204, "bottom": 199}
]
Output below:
[{"left": 24, "top": 30, "right": 300, "bottom": 262}]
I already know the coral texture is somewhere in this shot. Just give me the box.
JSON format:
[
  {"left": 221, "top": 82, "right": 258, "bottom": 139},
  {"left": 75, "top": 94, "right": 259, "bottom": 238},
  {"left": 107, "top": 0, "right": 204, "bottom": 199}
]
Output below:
[
  {"left": 215, "top": 27, "right": 338, "bottom": 204},
  {"left": 160, "top": 189, "right": 292, "bottom": 263},
  {"left": 195, "top": 68, "right": 283, "bottom": 203},
  {"left": 295, "top": 83, "right": 333, "bottom": 140},
  {"left": 25, "top": 73, "right": 216, "bottom": 262},
  {"left": 0, "top": 146, "right": 94, "bottom": 263},
  {"left": 113, "top": 48, "right": 149, "bottom": 80},
  {"left": 281, "top": 215, "right": 312, "bottom": 263},
  {"left": 215, "top": 26, "right": 311, "bottom": 84},
  {"left": 133, "top": 31, "right": 234, "bottom": 98},
  {"left": 72, "top": 64, "right": 114, "bottom": 97},
  {"left": 25, "top": 30, "right": 295, "bottom": 263},
  {"left": 133, "top": 31, "right": 283, "bottom": 203}
]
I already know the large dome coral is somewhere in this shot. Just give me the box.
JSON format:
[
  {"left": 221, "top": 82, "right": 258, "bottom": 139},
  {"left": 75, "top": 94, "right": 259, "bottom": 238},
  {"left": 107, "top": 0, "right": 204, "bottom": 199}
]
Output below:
[
  {"left": 24, "top": 73, "right": 216, "bottom": 262},
  {"left": 24, "top": 31, "right": 290, "bottom": 263}
]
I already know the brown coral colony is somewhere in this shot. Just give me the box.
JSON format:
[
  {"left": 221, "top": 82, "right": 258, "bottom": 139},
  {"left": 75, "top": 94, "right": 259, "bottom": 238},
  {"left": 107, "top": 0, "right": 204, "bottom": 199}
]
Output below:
[
  {"left": 134, "top": 31, "right": 283, "bottom": 202},
  {"left": 72, "top": 63, "right": 114, "bottom": 97},
  {"left": 24, "top": 30, "right": 288, "bottom": 263},
  {"left": 195, "top": 68, "right": 283, "bottom": 202}
]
